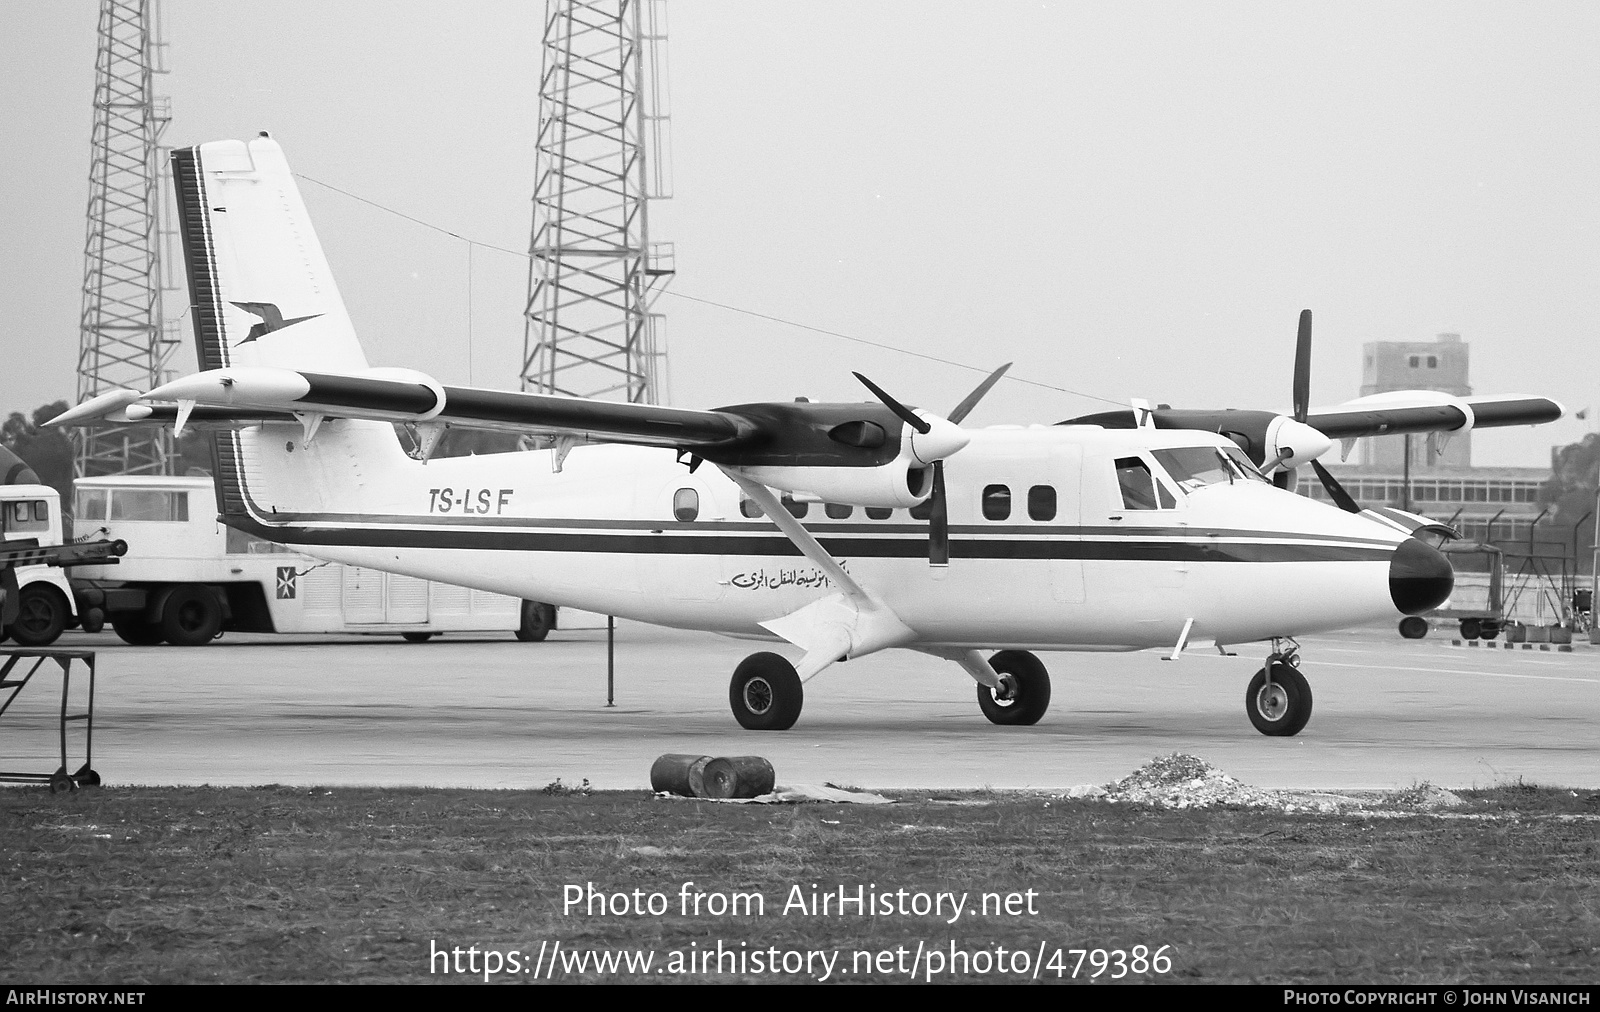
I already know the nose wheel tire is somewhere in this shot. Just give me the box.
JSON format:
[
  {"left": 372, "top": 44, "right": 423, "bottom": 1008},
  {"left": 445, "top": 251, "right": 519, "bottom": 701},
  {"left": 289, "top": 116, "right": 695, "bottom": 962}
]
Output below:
[
  {"left": 976, "top": 649, "right": 1052, "bottom": 726},
  {"left": 1246, "top": 661, "right": 1313, "bottom": 736},
  {"left": 729, "top": 652, "right": 803, "bottom": 730}
]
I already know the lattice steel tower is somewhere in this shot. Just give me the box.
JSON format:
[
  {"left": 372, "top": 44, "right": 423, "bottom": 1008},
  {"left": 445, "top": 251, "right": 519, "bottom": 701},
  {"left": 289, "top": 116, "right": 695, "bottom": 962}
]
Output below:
[
  {"left": 77, "top": 0, "right": 174, "bottom": 476},
  {"left": 522, "top": 0, "right": 674, "bottom": 404}
]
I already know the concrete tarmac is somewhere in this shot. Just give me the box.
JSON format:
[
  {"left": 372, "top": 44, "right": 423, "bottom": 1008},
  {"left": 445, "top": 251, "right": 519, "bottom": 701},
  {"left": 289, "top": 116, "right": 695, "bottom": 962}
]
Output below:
[{"left": 4, "top": 623, "right": 1595, "bottom": 791}]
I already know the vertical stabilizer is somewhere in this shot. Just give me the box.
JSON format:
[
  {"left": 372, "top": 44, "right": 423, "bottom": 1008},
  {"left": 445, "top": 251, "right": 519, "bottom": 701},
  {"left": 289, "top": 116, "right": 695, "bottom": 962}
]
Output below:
[{"left": 170, "top": 135, "right": 368, "bottom": 375}]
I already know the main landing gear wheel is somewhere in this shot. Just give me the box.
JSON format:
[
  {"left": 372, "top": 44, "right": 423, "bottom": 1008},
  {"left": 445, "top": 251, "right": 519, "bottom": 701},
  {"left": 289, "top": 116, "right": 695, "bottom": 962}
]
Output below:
[
  {"left": 1398, "top": 616, "right": 1428, "bottom": 640},
  {"left": 401, "top": 632, "right": 434, "bottom": 643},
  {"left": 1246, "top": 661, "right": 1313, "bottom": 737},
  {"left": 729, "top": 652, "right": 803, "bottom": 730},
  {"left": 977, "top": 650, "right": 1052, "bottom": 726}
]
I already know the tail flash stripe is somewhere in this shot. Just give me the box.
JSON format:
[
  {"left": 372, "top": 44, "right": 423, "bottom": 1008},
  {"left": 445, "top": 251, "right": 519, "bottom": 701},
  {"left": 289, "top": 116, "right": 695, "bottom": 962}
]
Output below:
[{"left": 170, "top": 147, "right": 229, "bottom": 371}]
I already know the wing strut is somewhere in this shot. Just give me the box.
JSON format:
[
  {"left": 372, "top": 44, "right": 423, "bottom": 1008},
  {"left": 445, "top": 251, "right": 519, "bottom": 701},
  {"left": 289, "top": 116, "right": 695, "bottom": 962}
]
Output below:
[{"left": 723, "top": 469, "right": 916, "bottom": 681}]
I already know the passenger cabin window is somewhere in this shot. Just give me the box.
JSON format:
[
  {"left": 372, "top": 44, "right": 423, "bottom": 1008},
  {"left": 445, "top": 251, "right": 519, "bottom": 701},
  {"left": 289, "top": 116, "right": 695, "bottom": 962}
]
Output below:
[
  {"left": 781, "top": 496, "right": 808, "bottom": 519},
  {"left": 1027, "top": 485, "right": 1056, "bottom": 521},
  {"left": 108, "top": 489, "right": 189, "bottom": 522},
  {"left": 825, "top": 503, "right": 853, "bottom": 519},
  {"left": 740, "top": 498, "right": 763, "bottom": 519},
  {"left": 3, "top": 500, "right": 49, "bottom": 534},
  {"left": 1114, "top": 457, "right": 1175, "bottom": 511},
  {"left": 909, "top": 500, "right": 933, "bottom": 520},
  {"left": 865, "top": 506, "right": 893, "bottom": 520},
  {"left": 982, "top": 484, "right": 1011, "bottom": 521},
  {"left": 672, "top": 488, "right": 699, "bottom": 522}
]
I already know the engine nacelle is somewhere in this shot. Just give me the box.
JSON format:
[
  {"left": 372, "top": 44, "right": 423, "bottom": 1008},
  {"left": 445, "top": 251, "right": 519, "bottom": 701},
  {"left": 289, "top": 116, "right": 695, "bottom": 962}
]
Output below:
[{"left": 729, "top": 461, "right": 934, "bottom": 509}]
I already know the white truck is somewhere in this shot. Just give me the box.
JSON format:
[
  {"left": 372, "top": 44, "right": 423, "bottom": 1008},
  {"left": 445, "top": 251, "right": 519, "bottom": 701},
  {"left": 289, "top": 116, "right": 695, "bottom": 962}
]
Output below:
[
  {"left": 0, "top": 482, "right": 125, "bottom": 645},
  {"left": 62, "top": 475, "right": 557, "bottom": 646}
]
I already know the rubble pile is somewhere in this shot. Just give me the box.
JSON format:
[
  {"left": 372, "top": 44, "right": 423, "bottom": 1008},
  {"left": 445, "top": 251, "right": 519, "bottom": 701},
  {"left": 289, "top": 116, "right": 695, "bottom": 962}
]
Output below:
[{"left": 1100, "top": 753, "right": 1288, "bottom": 809}]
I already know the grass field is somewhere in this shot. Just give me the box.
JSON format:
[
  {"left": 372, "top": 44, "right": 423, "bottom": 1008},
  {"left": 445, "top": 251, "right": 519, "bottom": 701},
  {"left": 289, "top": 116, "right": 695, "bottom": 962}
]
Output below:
[{"left": 2, "top": 782, "right": 1596, "bottom": 984}]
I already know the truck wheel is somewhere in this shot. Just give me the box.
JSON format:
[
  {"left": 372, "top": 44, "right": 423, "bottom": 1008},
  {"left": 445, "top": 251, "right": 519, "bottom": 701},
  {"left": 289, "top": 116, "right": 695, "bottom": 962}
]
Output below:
[
  {"left": 160, "top": 586, "right": 223, "bottom": 646},
  {"left": 6, "top": 585, "right": 70, "bottom": 647},
  {"left": 515, "top": 601, "right": 554, "bottom": 642},
  {"left": 401, "top": 632, "right": 434, "bottom": 643},
  {"left": 111, "top": 615, "right": 165, "bottom": 645}
]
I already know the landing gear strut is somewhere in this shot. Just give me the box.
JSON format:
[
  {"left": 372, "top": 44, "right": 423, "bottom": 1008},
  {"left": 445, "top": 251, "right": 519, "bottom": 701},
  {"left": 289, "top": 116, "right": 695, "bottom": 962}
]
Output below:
[
  {"left": 1245, "top": 640, "right": 1313, "bottom": 736},
  {"left": 729, "top": 652, "right": 803, "bottom": 730}
]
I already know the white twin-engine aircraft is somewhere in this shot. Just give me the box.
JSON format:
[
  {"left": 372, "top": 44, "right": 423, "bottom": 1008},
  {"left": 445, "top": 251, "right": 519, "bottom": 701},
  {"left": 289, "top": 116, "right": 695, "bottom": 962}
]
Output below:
[{"left": 55, "top": 136, "right": 1565, "bottom": 737}]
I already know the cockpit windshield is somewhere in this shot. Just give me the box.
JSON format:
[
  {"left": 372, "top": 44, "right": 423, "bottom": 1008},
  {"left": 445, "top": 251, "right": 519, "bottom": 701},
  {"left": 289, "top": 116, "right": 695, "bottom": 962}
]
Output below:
[{"left": 1151, "top": 446, "right": 1268, "bottom": 491}]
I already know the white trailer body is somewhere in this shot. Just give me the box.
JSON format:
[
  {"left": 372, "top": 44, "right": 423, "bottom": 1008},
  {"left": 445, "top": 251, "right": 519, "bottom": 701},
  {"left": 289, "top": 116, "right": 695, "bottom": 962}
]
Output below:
[{"left": 70, "top": 476, "right": 555, "bottom": 645}]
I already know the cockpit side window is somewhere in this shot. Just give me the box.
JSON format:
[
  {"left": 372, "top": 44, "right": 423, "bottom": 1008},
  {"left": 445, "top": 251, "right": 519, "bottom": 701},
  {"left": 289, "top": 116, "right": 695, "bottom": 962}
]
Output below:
[{"left": 1114, "top": 457, "right": 1175, "bottom": 511}]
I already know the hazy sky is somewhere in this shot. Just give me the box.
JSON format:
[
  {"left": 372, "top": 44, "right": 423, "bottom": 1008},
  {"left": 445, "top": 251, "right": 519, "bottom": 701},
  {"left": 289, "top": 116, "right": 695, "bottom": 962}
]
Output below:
[{"left": 2, "top": 1, "right": 1596, "bottom": 466}]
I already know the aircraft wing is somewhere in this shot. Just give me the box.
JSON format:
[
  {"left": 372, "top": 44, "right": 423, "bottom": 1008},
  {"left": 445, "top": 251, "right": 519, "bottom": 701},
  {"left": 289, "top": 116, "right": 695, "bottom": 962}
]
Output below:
[
  {"left": 1305, "top": 392, "right": 1564, "bottom": 439},
  {"left": 50, "top": 367, "right": 753, "bottom": 450}
]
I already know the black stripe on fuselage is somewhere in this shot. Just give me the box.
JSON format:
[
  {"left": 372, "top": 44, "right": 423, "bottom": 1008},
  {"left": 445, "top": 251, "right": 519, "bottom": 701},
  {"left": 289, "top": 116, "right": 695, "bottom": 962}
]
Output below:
[{"left": 221, "top": 511, "right": 1392, "bottom": 564}]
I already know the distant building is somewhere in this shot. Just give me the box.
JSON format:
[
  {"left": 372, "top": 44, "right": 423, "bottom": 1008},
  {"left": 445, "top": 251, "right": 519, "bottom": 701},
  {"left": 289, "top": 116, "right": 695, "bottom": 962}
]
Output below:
[{"left": 1301, "top": 333, "right": 1552, "bottom": 547}]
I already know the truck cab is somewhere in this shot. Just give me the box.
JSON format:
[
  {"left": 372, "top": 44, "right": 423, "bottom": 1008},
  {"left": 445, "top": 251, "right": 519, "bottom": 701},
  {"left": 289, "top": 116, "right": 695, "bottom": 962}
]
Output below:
[{"left": 0, "top": 483, "right": 80, "bottom": 646}]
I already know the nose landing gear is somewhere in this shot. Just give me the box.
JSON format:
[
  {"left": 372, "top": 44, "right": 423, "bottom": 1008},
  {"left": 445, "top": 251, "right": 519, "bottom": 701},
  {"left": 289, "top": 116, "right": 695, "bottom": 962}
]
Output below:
[{"left": 1246, "top": 640, "right": 1313, "bottom": 736}]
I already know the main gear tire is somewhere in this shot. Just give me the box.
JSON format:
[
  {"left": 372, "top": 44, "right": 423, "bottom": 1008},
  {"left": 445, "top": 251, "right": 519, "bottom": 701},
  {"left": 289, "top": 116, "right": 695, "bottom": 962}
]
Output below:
[
  {"left": 976, "top": 650, "right": 1052, "bottom": 726},
  {"left": 729, "top": 652, "right": 803, "bottom": 730}
]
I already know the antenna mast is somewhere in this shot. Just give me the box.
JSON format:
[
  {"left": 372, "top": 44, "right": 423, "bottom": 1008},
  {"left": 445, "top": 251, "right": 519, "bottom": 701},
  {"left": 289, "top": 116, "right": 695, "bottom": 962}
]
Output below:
[
  {"left": 77, "top": 0, "right": 176, "bottom": 477},
  {"left": 522, "top": 0, "right": 674, "bottom": 404}
]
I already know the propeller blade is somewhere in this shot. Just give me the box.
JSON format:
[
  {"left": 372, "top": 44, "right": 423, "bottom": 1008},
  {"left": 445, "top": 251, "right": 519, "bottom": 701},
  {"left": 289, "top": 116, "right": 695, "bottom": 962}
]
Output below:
[
  {"left": 853, "top": 372, "right": 930, "bottom": 434},
  {"left": 946, "top": 363, "right": 1012, "bottom": 425},
  {"left": 929, "top": 461, "right": 949, "bottom": 566},
  {"left": 1310, "top": 458, "right": 1362, "bottom": 514},
  {"left": 1293, "top": 309, "right": 1312, "bottom": 423}
]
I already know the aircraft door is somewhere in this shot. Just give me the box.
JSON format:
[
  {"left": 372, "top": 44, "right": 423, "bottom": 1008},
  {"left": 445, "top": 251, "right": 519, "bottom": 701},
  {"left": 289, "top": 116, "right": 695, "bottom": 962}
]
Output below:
[
  {"left": 1047, "top": 445, "right": 1086, "bottom": 604},
  {"left": 1088, "top": 451, "right": 1189, "bottom": 594}
]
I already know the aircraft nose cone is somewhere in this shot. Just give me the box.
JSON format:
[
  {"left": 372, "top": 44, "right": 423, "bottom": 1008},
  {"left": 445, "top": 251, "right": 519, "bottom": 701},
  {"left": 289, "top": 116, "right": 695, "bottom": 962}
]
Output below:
[{"left": 1389, "top": 537, "right": 1453, "bottom": 615}]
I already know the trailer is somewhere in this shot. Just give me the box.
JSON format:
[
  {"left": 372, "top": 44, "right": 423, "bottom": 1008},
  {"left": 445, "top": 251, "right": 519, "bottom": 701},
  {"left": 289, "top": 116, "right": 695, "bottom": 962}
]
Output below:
[{"left": 67, "top": 476, "right": 557, "bottom": 645}]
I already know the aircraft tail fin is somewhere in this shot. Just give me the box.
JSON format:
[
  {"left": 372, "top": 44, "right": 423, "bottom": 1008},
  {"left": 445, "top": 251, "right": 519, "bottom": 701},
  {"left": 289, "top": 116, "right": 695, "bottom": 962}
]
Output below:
[{"left": 170, "top": 135, "right": 369, "bottom": 375}]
